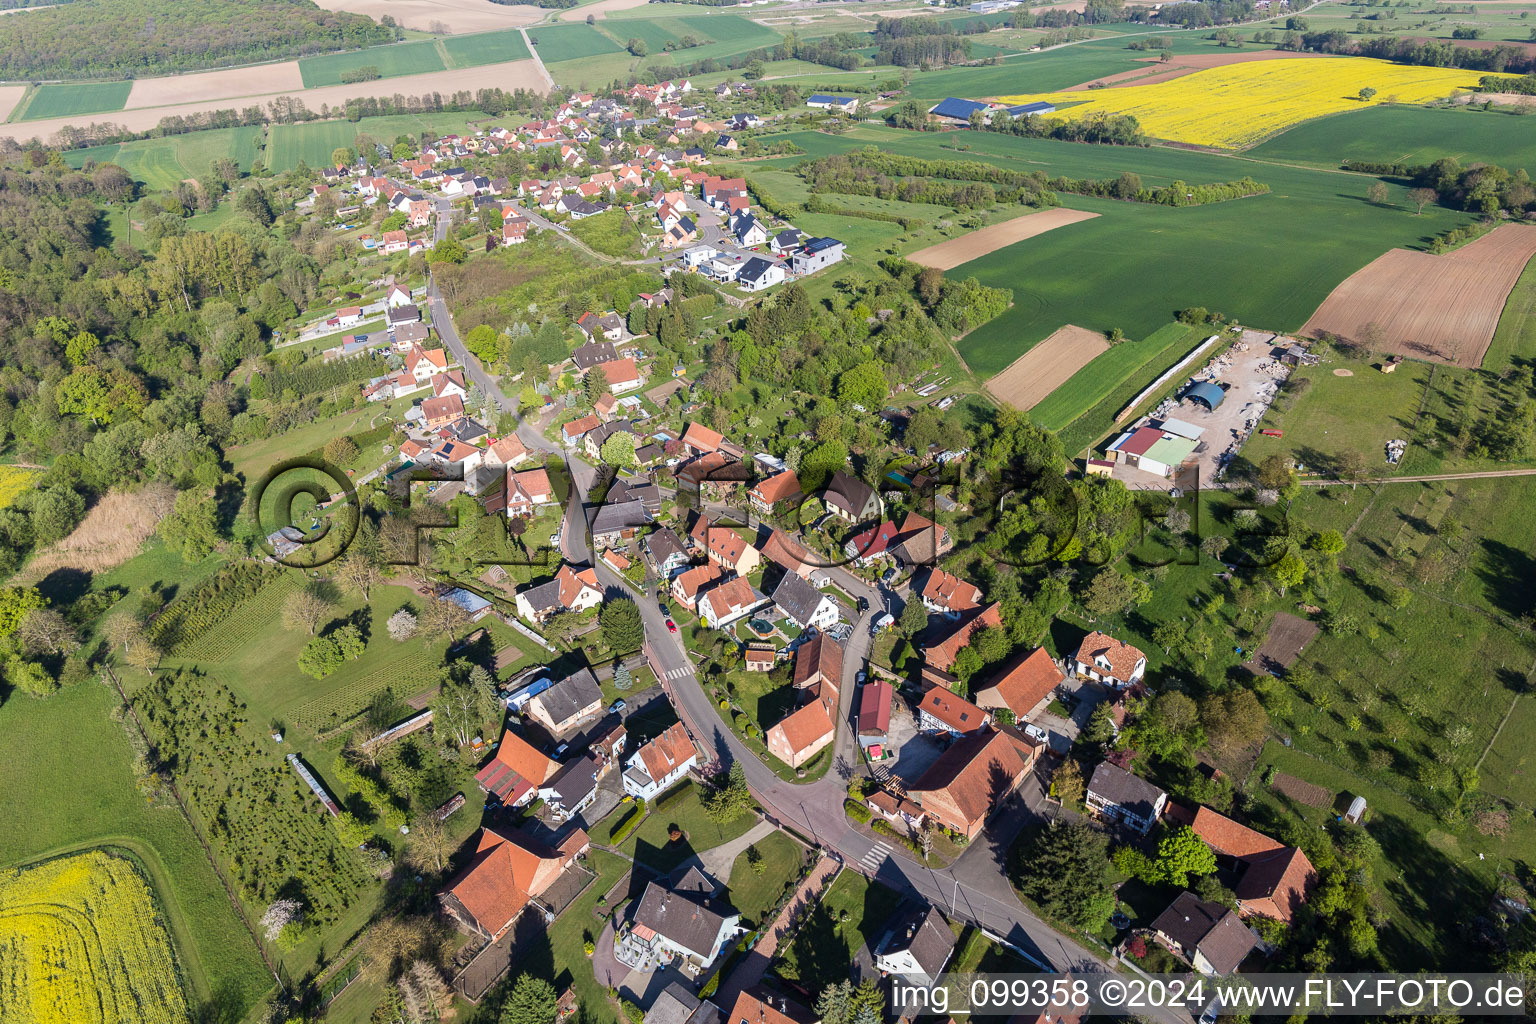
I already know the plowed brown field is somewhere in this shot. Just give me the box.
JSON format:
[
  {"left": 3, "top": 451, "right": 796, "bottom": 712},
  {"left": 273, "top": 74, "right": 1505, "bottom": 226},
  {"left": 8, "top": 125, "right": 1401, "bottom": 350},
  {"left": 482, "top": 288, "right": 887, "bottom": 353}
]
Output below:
[
  {"left": 1301, "top": 224, "right": 1536, "bottom": 368},
  {"left": 987, "top": 324, "right": 1108, "bottom": 411},
  {"left": 907, "top": 207, "right": 1098, "bottom": 271}
]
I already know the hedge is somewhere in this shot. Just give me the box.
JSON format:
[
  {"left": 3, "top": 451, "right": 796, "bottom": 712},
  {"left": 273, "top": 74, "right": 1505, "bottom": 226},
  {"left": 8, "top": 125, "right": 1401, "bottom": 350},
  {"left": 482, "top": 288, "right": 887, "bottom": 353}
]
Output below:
[
  {"left": 608, "top": 804, "right": 645, "bottom": 844},
  {"left": 844, "top": 798, "right": 872, "bottom": 823}
]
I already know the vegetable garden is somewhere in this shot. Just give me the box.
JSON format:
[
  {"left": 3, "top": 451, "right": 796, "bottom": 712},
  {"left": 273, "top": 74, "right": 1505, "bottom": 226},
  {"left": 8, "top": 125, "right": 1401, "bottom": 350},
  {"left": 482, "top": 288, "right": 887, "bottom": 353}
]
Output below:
[{"left": 0, "top": 849, "right": 191, "bottom": 1024}]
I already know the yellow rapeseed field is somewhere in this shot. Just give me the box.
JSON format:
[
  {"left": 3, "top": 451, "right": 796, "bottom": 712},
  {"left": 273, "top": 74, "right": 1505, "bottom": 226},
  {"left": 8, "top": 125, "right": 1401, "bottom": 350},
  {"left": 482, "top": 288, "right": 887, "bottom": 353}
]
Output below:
[
  {"left": 998, "top": 56, "right": 1499, "bottom": 149},
  {"left": 0, "top": 465, "right": 37, "bottom": 510},
  {"left": 0, "top": 849, "right": 190, "bottom": 1024}
]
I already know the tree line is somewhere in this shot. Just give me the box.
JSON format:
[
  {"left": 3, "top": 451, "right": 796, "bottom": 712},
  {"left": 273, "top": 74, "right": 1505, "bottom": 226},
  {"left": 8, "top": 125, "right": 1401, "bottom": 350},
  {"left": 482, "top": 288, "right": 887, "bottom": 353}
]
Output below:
[{"left": 0, "top": 0, "right": 400, "bottom": 80}]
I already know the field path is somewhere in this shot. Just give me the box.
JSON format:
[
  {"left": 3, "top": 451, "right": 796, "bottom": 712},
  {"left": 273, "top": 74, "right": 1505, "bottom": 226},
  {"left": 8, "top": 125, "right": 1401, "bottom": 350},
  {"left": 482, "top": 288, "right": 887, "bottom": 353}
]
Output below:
[
  {"left": 1300, "top": 467, "right": 1536, "bottom": 485},
  {"left": 521, "top": 27, "right": 555, "bottom": 91}
]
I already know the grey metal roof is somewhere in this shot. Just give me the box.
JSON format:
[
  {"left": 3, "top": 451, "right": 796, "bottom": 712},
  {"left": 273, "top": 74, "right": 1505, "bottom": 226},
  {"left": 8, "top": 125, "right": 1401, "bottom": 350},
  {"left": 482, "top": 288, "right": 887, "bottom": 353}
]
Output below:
[
  {"left": 592, "top": 498, "right": 650, "bottom": 536},
  {"left": 632, "top": 881, "right": 731, "bottom": 959}
]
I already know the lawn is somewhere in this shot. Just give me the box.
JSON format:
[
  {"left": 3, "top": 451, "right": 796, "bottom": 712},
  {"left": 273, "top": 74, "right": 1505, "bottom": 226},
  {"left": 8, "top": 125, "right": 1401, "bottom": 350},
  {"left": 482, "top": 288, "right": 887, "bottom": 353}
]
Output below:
[
  {"left": 15, "top": 80, "right": 132, "bottom": 121},
  {"left": 442, "top": 28, "right": 532, "bottom": 67},
  {"left": 266, "top": 111, "right": 484, "bottom": 172},
  {"left": 528, "top": 24, "right": 624, "bottom": 63},
  {"left": 61, "top": 126, "right": 263, "bottom": 191},
  {"left": 1483, "top": 252, "right": 1536, "bottom": 373},
  {"left": 1028, "top": 321, "right": 1211, "bottom": 432},
  {"left": 568, "top": 209, "right": 645, "bottom": 258},
  {"left": 774, "top": 868, "right": 904, "bottom": 990},
  {"left": 297, "top": 39, "right": 446, "bottom": 88},
  {"left": 0, "top": 681, "right": 273, "bottom": 1020},
  {"left": 1247, "top": 103, "right": 1536, "bottom": 175},
  {"left": 227, "top": 399, "right": 407, "bottom": 482},
  {"left": 615, "top": 780, "right": 758, "bottom": 874},
  {"left": 177, "top": 580, "right": 456, "bottom": 734},
  {"left": 724, "top": 830, "right": 804, "bottom": 928}
]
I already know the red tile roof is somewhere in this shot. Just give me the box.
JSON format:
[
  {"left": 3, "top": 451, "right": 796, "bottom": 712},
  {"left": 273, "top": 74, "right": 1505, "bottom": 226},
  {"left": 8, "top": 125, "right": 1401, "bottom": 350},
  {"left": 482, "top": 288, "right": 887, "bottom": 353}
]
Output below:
[
  {"left": 636, "top": 721, "right": 695, "bottom": 785},
  {"left": 917, "top": 684, "right": 989, "bottom": 734},
  {"left": 750, "top": 469, "right": 801, "bottom": 506},
  {"left": 1167, "top": 803, "right": 1286, "bottom": 860},
  {"left": 444, "top": 826, "right": 566, "bottom": 938},
  {"left": 1074, "top": 631, "right": 1146, "bottom": 682},
  {"left": 858, "top": 680, "right": 892, "bottom": 736},
  {"left": 974, "top": 647, "right": 1063, "bottom": 716},
  {"left": 681, "top": 421, "right": 723, "bottom": 453},
  {"left": 770, "top": 699, "right": 834, "bottom": 755},
  {"left": 1234, "top": 846, "right": 1316, "bottom": 923},
  {"left": 1117, "top": 425, "right": 1163, "bottom": 457},
  {"left": 923, "top": 603, "right": 1003, "bottom": 672},
  {"left": 911, "top": 728, "right": 1034, "bottom": 831},
  {"left": 919, "top": 568, "right": 981, "bottom": 613}
]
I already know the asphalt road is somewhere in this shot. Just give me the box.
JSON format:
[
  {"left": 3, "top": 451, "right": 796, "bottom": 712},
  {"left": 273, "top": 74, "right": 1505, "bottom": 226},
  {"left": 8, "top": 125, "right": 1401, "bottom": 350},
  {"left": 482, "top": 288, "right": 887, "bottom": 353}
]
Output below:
[{"left": 426, "top": 230, "right": 1186, "bottom": 1014}]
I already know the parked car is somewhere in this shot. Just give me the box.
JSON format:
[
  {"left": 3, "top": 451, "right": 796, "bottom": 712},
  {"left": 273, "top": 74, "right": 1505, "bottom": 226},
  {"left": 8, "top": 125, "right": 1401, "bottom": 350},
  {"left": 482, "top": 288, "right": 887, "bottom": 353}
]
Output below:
[
  {"left": 609, "top": 699, "right": 627, "bottom": 714},
  {"left": 666, "top": 618, "right": 677, "bottom": 633}
]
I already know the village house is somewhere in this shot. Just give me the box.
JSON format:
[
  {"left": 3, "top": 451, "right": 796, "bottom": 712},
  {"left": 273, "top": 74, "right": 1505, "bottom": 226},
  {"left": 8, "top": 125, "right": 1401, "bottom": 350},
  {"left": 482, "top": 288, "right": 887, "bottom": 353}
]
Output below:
[
  {"left": 386, "top": 303, "right": 420, "bottom": 327},
  {"left": 770, "top": 228, "right": 805, "bottom": 256},
  {"left": 514, "top": 564, "right": 602, "bottom": 624},
  {"left": 473, "top": 729, "right": 560, "bottom": 808},
  {"left": 697, "top": 577, "right": 769, "bottom": 630},
  {"left": 647, "top": 527, "right": 690, "bottom": 577},
  {"left": 787, "top": 237, "right": 846, "bottom": 276},
  {"left": 723, "top": 989, "right": 815, "bottom": 1024},
  {"left": 583, "top": 419, "right": 638, "bottom": 462},
  {"left": 506, "top": 467, "right": 556, "bottom": 518},
  {"left": 1072, "top": 631, "right": 1147, "bottom": 689},
  {"left": 671, "top": 563, "right": 724, "bottom": 611},
  {"left": 623, "top": 721, "right": 697, "bottom": 800},
  {"left": 843, "top": 521, "right": 899, "bottom": 568},
  {"left": 538, "top": 752, "right": 605, "bottom": 822},
  {"left": 607, "top": 477, "right": 662, "bottom": 516},
  {"left": 916, "top": 685, "right": 991, "bottom": 737},
  {"left": 1163, "top": 803, "right": 1317, "bottom": 922},
  {"left": 576, "top": 312, "right": 625, "bottom": 343},
  {"left": 822, "top": 470, "right": 882, "bottom": 523},
  {"left": 770, "top": 572, "right": 839, "bottom": 632},
  {"left": 623, "top": 877, "right": 741, "bottom": 972},
  {"left": 484, "top": 434, "right": 531, "bottom": 470},
  {"left": 439, "top": 825, "right": 589, "bottom": 940},
  {"left": 867, "top": 788, "right": 926, "bottom": 831},
  {"left": 743, "top": 643, "right": 776, "bottom": 673},
  {"left": 526, "top": 666, "right": 604, "bottom": 734},
  {"left": 1086, "top": 763, "right": 1168, "bottom": 833},
  {"left": 892, "top": 510, "right": 952, "bottom": 566},
  {"left": 766, "top": 698, "right": 834, "bottom": 769},
  {"left": 705, "top": 528, "right": 760, "bottom": 576},
  {"left": 761, "top": 529, "right": 819, "bottom": 580},
  {"left": 922, "top": 602, "right": 1003, "bottom": 673},
  {"left": 909, "top": 727, "right": 1040, "bottom": 840},
  {"left": 915, "top": 567, "right": 983, "bottom": 619},
  {"left": 572, "top": 340, "right": 619, "bottom": 374},
  {"left": 598, "top": 356, "right": 643, "bottom": 394},
  {"left": 972, "top": 647, "right": 1065, "bottom": 722},
  {"left": 748, "top": 468, "right": 802, "bottom": 515},
  {"left": 380, "top": 229, "right": 409, "bottom": 254},
  {"left": 793, "top": 632, "right": 842, "bottom": 704},
  {"left": 1150, "top": 891, "right": 1259, "bottom": 977},
  {"left": 737, "top": 257, "right": 784, "bottom": 293},
  {"left": 422, "top": 393, "right": 465, "bottom": 429},
  {"left": 873, "top": 903, "right": 956, "bottom": 982},
  {"left": 406, "top": 344, "right": 449, "bottom": 382},
  {"left": 562, "top": 414, "right": 601, "bottom": 445},
  {"left": 430, "top": 369, "right": 468, "bottom": 401},
  {"left": 591, "top": 499, "right": 651, "bottom": 550}
]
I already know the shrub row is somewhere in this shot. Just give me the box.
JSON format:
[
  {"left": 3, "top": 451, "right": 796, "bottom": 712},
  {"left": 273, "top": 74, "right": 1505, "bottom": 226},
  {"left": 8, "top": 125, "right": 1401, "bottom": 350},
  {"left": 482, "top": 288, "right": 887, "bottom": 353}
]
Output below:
[
  {"left": 844, "top": 798, "right": 872, "bottom": 823},
  {"left": 608, "top": 800, "right": 646, "bottom": 844},
  {"left": 1427, "top": 218, "right": 1497, "bottom": 254}
]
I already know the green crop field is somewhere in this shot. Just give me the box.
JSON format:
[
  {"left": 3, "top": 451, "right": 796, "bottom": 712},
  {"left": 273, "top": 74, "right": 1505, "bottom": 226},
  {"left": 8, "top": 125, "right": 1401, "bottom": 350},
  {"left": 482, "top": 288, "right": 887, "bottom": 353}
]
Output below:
[
  {"left": 899, "top": 34, "right": 1218, "bottom": 102},
  {"left": 1484, "top": 253, "right": 1536, "bottom": 373},
  {"left": 546, "top": 51, "right": 639, "bottom": 89},
  {"left": 1248, "top": 104, "right": 1536, "bottom": 174},
  {"left": 0, "top": 682, "right": 272, "bottom": 1019},
  {"left": 298, "top": 39, "right": 445, "bottom": 88},
  {"left": 528, "top": 24, "right": 624, "bottom": 63},
  {"left": 759, "top": 125, "right": 1479, "bottom": 375},
  {"left": 678, "top": 13, "right": 776, "bottom": 45},
  {"left": 609, "top": 17, "right": 715, "bottom": 54},
  {"left": 442, "top": 27, "right": 531, "bottom": 67},
  {"left": 14, "top": 80, "right": 131, "bottom": 121},
  {"left": 1028, "top": 322, "right": 1211, "bottom": 431},
  {"left": 62, "top": 127, "right": 262, "bottom": 191},
  {"left": 266, "top": 111, "right": 481, "bottom": 172}
]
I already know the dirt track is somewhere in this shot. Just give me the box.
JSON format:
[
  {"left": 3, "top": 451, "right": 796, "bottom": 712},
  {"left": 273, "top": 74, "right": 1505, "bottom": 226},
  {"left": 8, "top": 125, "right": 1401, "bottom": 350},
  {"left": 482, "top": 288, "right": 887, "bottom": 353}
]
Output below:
[
  {"left": 309, "top": 0, "right": 542, "bottom": 32},
  {"left": 907, "top": 207, "right": 1098, "bottom": 271},
  {"left": 1062, "top": 49, "right": 1328, "bottom": 91},
  {"left": 1301, "top": 223, "right": 1536, "bottom": 368},
  {"left": 127, "top": 62, "right": 306, "bottom": 109},
  {"left": 0, "top": 57, "right": 547, "bottom": 143},
  {"left": 987, "top": 324, "right": 1108, "bottom": 411}
]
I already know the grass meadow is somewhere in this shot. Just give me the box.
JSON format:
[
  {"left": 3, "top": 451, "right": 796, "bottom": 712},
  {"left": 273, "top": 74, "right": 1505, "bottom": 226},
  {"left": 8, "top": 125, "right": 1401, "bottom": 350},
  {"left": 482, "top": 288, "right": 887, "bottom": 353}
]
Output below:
[
  {"left": 724, "top": 830, "right": 804, "bottom": 928},
  {"left": 61, "top": 127, "right": 263, "bottom": 190},
  {"left": 265, "top": 112, "right": 483, "bottom": 172},
  {"left": 15, "top": 80, "right": 131, "bottom": 121},
  {"left": 528, "top": 24, "right": 624, "bottom": 63},
  {"left": 1248, "top": 103, "right": 1536, "bottom": 174},
  {"left": 1482, "top": 253, "right": 1536, "bottom": 373},
  {"left": 0, "top": 681, "right": 273, "bottom": 1020},
  {"left": 297, "top": 39, "right": 446, "bottom": 88},
  {"left": 442, "top": 28, "right": 532, "bottom": 67}
]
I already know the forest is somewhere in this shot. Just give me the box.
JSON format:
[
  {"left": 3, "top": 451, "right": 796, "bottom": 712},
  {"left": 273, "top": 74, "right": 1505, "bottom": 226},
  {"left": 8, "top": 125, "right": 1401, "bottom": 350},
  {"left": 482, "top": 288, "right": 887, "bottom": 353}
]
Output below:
[{"left": 0, "top": 0, "right": 400, "bottom": 79}]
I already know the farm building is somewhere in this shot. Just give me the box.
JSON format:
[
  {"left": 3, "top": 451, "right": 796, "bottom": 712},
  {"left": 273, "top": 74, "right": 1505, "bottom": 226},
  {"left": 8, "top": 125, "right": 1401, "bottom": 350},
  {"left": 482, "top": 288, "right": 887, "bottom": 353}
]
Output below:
[
  {"left": 1182, "top": 380, "right": 1228, "bottom": 411},
  {"left": 1104, "top": 419, "right": 1205, "bottom": 478},
  {"left": 928, "top": 97, "right": 994, "bottom": 124},
  {"left": 1004, "top": 101, "right": 1057, "bottom": 117},
  {"left": 806, "top": 94, "right": 859, "bottom": 114}
]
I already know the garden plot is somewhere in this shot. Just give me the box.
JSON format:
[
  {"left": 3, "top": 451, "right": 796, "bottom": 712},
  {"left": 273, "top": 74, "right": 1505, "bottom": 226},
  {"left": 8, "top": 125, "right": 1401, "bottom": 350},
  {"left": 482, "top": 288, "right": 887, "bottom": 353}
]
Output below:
[
  {"left": 1243, "top": 611, "right": 1319, "bottom": 677},
  {"left": 1301, "top": 224, "right": 1536, "bottom": 369},
  {"left": 986, "top": 324, "right": 1108, "bottom": 412}
]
